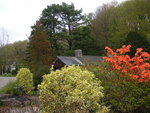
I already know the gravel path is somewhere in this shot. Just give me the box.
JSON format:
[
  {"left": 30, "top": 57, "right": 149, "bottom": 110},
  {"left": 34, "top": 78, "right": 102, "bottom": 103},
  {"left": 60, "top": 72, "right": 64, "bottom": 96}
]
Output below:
[
  {"left": 0, "top": 77, "right": 16, "bottom": 89},
  {"left": 0, "top": 106, "right": 40, "bottom": 113}
]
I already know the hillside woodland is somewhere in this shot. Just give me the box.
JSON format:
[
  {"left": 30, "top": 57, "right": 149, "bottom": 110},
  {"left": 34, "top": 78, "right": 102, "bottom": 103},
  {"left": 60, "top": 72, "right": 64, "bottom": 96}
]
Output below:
[{"left": 0, "top": 0, "right": 149, "bottom": 113}]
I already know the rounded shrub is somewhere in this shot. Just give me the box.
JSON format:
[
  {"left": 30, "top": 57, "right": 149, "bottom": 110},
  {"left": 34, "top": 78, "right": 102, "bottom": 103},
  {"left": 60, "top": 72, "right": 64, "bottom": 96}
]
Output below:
[
  {"left": 16, "top": 68, "right": 34, "bottom": 95},
  {"left": 38, "top": 65, "right": 108, "bottom": 113}
]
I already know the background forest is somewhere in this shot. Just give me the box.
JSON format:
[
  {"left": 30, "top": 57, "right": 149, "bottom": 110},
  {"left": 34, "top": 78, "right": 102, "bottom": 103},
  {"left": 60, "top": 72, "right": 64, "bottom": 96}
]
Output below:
[{"left": 0, "top": 0, "right": 150, "bottom": 80}]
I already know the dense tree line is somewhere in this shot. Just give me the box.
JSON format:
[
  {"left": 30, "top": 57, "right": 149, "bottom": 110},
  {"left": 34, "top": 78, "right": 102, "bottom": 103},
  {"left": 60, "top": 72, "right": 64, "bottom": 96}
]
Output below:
[
  {"left": 92, "top": 0, "right": 150, "bottom": 55},
  {"left": 0, "top": 40, "right": 28, "bottom": 74}
]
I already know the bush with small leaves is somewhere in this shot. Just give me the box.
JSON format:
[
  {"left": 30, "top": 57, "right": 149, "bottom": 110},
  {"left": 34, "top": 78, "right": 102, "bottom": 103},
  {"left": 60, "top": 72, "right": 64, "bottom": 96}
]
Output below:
[
  {"left": 85, "top": 63, "right": 150, "bottom": 113},
  {"left": 16, "top": 68, "right": 34, "bottom": 95},
  {"left": 38, "top": 65, "right": 108, "bottom": 113}
]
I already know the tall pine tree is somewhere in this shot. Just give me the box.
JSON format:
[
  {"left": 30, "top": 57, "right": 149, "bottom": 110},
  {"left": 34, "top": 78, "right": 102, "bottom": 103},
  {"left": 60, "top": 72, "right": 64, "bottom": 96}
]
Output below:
[{"left": 40, "top": 2, "right": 84, "bottom": 55}]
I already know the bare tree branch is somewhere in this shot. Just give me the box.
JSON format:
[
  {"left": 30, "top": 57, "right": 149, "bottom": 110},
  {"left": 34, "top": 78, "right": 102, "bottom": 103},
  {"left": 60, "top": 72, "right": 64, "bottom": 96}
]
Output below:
[{"left": 0, "top": 28, "right": 9, "bottom": 47}]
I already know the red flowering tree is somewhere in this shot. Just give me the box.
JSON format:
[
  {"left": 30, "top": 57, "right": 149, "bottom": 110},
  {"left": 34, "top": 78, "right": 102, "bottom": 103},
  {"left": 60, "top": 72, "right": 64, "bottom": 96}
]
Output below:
[{"left": 103, "top": 45, "right": 150, "bottom": 82}]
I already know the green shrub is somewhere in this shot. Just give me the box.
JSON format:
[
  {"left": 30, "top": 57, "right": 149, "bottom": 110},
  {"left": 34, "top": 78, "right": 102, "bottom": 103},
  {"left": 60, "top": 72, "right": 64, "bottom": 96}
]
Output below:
[
  {"left": 0, "top": 81, "right": 23, "bottom": 96},
  {"left": 16, "top": 68, "right": 34, "bottom": 95},
  {"left": 85, "top": 63, "right": 150, "bottom": 113},
  {"left": 0, "top": 81, "right": 16, "bottom": 95},
  {"left": 12, "top": 70, "right": 17, "bottom": 75},
  {"left": 105, "top": 80, "right": 150, "bottom": 113},
  {"left": 38, "top": 65, "right": 108, "bottom": 113},
  {"left": 33, "top": 65, "right": 50, "bottom": 89}
]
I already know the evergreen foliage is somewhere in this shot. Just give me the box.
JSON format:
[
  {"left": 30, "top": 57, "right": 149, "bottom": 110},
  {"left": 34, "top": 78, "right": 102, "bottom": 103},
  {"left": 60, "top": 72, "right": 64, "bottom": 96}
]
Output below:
[
  {"left": 125, "top": 31, "right": 150, "bottom": 57},
  {"left": 38, "top": 65, "right": 108, "bottom": 113},
  {"left": 26, "top": 21, "right": 53, "bottom": 86},
  {"left": 40, "top": 2, "right": 98, "bottom": 56},
  {"left": 16, "top": 68, "right": 34, "bottom": 95}
]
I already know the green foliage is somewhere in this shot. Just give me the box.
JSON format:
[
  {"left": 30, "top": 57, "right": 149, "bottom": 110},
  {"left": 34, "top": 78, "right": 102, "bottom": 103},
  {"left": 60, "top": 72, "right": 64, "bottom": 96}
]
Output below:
[
  {"left": 16, "top": 68, "right": 34, "bottom": 95},
  {"left": 0, "top": 81, "right": 23, "bottom": 96},
  {"left": 33, "top": 65, "right": 50, "bottom": 89},
  {"left": 11, "top": 70, "right": 17, "bottom": 75},
  {"left": 105, "top": 80, "right": 150, "bottom": 113},
  {"left": 38, "top": 65, "right": 108, "bottom": 113},
  {"left": 0, "top": 40, "right": 28, "bottom": 74},
  {"left": 12, "top": 40, "right": 28, "bottom": 68},
  {"left": 125, "top": 31, "right": 150, "bottom": 57},
  {"left": 0, "top": 81, "right": 16, "bottom": 95},
  {"left": 40, "top": 2, "right": 86, "bottom": 55},
  {"left": 92, "top": 0, "right": 150, "bottom": 54},
  {"left": 85, "top": 63, "right": 150, "bottom": 113},
  {"left": 72, "top": 26, "right": 100, "bottom": 55},
  {"left": 91, "top": 2, "right": 118, "bottom": 54},
  {"left": 0, "top": 73, "right": 15, "bottom": 77}
]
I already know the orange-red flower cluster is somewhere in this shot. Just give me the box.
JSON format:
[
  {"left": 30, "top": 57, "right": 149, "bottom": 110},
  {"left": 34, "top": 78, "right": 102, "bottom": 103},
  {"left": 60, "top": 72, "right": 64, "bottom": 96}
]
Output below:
[{"left": 103, "top": 45, "right": 150, "bottom": 82}]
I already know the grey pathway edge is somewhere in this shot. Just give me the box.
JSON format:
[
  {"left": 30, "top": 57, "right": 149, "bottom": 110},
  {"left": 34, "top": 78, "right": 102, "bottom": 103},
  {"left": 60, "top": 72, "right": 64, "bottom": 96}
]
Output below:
[{"left": 0, "top": 77, "right": 16, "bottom": 89}]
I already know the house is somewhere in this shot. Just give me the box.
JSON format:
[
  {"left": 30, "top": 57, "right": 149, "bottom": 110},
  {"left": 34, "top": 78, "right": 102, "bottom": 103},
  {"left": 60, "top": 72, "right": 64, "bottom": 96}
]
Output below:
[{"left": 53, "top": 49, "right": 103, "bottom": 69}]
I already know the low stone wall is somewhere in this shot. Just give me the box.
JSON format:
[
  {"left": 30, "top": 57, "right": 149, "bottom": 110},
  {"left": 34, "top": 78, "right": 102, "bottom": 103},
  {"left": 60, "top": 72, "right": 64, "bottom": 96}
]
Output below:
[{"left": 0, "top": 95, "right": 40, "bottom": 113}]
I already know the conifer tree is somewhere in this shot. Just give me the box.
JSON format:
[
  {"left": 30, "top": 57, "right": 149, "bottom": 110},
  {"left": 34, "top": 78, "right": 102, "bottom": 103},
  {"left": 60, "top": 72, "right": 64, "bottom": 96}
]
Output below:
[{"left": 27, "top": 21, "right": 53, "bottom": 86}]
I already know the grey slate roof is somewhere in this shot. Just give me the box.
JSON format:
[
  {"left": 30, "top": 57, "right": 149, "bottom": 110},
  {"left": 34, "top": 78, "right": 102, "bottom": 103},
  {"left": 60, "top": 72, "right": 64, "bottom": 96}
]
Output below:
[
  {"left": 56, "top": 56, "right": 103, "bottom": 65},
  {"left": 57, "top": 56, "right": 83, "bottom": 65},
  {"left": 79, "top": 56, "right": 103, "bottom": 64}
]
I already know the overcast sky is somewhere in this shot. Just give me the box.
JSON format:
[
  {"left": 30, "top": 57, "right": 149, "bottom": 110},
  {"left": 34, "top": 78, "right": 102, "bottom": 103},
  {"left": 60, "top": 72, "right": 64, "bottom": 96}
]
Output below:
[{"left": 0, "top": 0, "right": 126, "bottom": 43}]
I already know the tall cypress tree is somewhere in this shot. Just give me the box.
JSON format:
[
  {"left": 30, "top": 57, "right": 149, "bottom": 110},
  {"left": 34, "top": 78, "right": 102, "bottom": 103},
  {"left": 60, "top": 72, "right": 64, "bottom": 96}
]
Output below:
[{"left": 26, "top": 21, "right": 53, "bottom": 86}]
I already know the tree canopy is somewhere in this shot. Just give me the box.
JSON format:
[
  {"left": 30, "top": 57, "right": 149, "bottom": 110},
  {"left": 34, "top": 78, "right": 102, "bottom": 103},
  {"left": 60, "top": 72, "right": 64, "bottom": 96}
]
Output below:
[
  {"left": 39, "top": 2, "right": 100, "bottom": 56},
  {"left": 91, "top": 0, "right": 150, "bottom": 54}
]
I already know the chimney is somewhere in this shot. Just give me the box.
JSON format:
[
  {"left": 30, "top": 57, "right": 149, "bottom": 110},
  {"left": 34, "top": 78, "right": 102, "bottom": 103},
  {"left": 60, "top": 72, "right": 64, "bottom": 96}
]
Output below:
[{"left": 75, "top": 49, "right": 82, "bottom": 58}]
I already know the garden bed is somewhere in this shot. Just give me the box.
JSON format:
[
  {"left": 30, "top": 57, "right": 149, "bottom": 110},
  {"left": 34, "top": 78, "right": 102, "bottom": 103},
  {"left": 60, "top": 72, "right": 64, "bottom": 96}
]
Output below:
[{"left": 0, "top": 95, "right": 40, "bottom": 113}]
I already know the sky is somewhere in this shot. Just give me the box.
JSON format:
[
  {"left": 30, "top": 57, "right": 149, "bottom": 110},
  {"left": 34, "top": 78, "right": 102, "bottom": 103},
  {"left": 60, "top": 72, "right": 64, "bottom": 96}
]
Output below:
[{"left": 0, "top": 0, "right": 126, "bottom": 43}]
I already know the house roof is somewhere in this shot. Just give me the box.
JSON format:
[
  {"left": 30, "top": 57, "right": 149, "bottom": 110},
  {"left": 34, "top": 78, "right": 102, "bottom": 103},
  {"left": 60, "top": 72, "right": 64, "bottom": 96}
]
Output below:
[
  {"left": 55, "top": 56, "right": 103, "bottom": 65},
  {"left": 57, "top": 56, "right": 83, "bottom": 65}
]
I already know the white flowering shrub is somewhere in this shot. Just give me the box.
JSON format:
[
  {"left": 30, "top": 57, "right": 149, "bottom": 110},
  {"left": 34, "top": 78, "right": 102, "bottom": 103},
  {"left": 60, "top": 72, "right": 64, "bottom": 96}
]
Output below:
[
  {"left": 16, "top": 68, "right": 34, "bottom": 95},
  {"left": 38, "top": 65, "right": 108, "bottom": 113}
]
